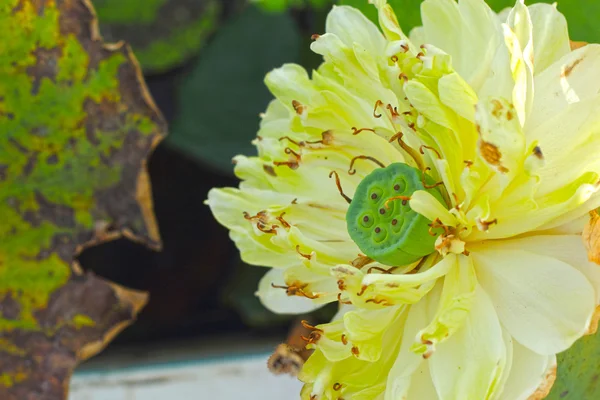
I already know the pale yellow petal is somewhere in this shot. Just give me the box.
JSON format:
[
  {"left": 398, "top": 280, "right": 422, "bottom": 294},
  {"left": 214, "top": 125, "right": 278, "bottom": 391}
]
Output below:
[
  {"left": 471, "top": 240, "right": 595, "bottom": 355},
  {"left": 429, "top": 285, "right": 506, "bottom": 400}
]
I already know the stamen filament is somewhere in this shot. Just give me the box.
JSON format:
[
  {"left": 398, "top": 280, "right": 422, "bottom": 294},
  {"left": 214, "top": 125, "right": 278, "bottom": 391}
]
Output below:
[{"left": 348, "top": 155, "right": 386, "bottom": 175}]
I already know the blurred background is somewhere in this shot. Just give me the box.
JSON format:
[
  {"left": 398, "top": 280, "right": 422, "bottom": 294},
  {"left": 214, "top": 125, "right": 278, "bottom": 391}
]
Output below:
[{"left": 70, "top": 0, "right": 600, "bottom": 398}]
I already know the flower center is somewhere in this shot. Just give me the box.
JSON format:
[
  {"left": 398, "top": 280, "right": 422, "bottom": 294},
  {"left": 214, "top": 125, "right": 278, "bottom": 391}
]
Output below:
[{"left": 346, "top": 163, "right": 446, "bottom": 266}]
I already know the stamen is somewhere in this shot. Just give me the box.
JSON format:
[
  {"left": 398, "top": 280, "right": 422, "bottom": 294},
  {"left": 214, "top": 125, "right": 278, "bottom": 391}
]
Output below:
[
  {"left": 257, "top": 223, "right": 278, "bottom": 234},
  {"left": 298, "top": 288, "right": 319, "bottom": 299},
  {"left": 452, "top": 193, "right": 461, "bottom": 210},
  {"left": 263, "top": 164, "right": 277, "bottom": 177},
  {"left": 337, "top": 279, "right": 346, "bottom": 291},
  {"left": 419, "top": 145, "right": 442, "bottom": 159},
  {"left": 390, "top": 55, "right": 398, "bottom": 63},
  {"left": 337, "top": 293, "right": 352, "bottom": 305},
  {"left": 428, "top": 218, "right": 451, "bottom": 236},
  {"left": 243, "top": 210, "right": 269, "bottom": 223},
  {"left": 421, "top": 168, "right": 444, "bottom": 189},
  {"left": 351, "top": 127, "right": 376, "bottom": 136},
  {"left": 301, "top": 320, "right": 323, "bottom": 332},
  {"left": 341, "top": 334, "right": 348, "bottom": 345},
  {"left": 273, "top": 161, "right": 299, "bottom": 170},
  {"left": 279, "top": 136, "right": 303, "bottom": 146},
  {"left": 311, "top": 34, "right": 320, "bottom": 41},
  {"left": 304, "top": 130, "right": 334, "bottom": 146},
  {"left": 348, "top": 155, "right": 386, "bottom": 175},
  {"left": 477, "top": 218, "right": 498, "bottom": 232},
  {"left": 329, "top": 171, "right": 352, "bottom": 204},
  {"left": 285, "top": 147, "right": 301, "bottom": 159},
  {"left": 271, "top": 283, "right": 320, "bottom": 299},
  {"left": 333, "top": 383, "right": 343, "bottom": 391},
  {"left": 398, "top": 73, "right": 408, "bottom": 82},
  {"left": 401, "top": 43, "right": 409, "bottom": 52},
  {"left": 296, "top": 245, "right": 312, "bottom": 260},
  {"left": 386, "top": 104, "right": 400, "bottom": 118},
  {"left": 389, "top": 131, "right": 426, "bottom": 171},
  {"left": 352, "top": 255, "right": 374, "bottom": 269},
  {"left": 373, "top": 100, "right": 384, "bottom": 118},
  {"left": 351, "top": 346, "right": 360, "bottom": 356},
  {"left": 356, "top": 285, "right": 368, "bottom": 296},
  {"left": 365, "top": 298, "right": 391, "bottom": 305},
  {"left": 301, "top": 331, "right": 321, "bottom": 344},
  {"left": 367, "top": 266, "right": 398, "bottom": 274},
  {"left": 384, "top": 195, "right": 411, "bottom": 209},
  {"left": 244, "top": 211, "right": 278, "bottom": 234},
  {"left": 463, "top": 160, "right": 474, "bottom": 167},
  {"left": 292, "top": 100, "right": 306, "bottom": 115}
]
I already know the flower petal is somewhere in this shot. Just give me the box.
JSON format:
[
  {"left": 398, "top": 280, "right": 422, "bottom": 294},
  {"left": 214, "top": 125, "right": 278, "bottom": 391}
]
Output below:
[
  {"left": 526, "top": 44, "right": 600, "bottom": 132},
  {"left": 499, "top": 339, "right": 556, "bottom": 400},
  {"left": 406, "top": 361, "right": 439, "bottom": 399},
  {"left": 257, "top": 268, "right": 322, "bottom": 314},
  {"left": 528, "top": 3, "right": 570, "bottom": 73},
  {"left": 421, "top": 0, "right": 510, "bottom": 97},
  {"left": 504, "top": 0, "right": 534, "bottom": 125},
  {"left": 490, "top": 234, "right": 600, "bottom": 305},
  {"left": 412, "top": 255, "right": 476, "bottom": 356},
  {"left": 429, "top": 285, "right": 506, "bottom": 400},
  {"left": 410, "top": 190, "right": 457, "bottom": 227},
  {"left": 471, "top": 240, "right": 595, "bottom": 354},
  {"left": 385, "top": 289, "right": 438, "bottom": 400},
  {"left": 475, "top": 96, "right": 526, "bottom": 178},
  {"left": 326, "top": 5, "right": 386, "bottom": 56}
]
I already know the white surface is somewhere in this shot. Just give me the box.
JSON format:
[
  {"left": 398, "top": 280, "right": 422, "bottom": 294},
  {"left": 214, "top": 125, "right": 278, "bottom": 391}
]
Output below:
[{"left": 69, "top": 353, "right": 302, "bottom": 400}]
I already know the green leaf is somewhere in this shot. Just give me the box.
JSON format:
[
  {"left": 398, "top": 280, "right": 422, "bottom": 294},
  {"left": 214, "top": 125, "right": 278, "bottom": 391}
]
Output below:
[
  {"left": 167, "top": 6, "right": 301, "bottom": 173},
  {"left": 547, "top": 329, "right": 600, "bottom": 399},
  {"left": 92, "top": 0, "right": 221, "bottom": 73},
  {"left": 0, "top": 0, "right": 165, "bottom": 397}
]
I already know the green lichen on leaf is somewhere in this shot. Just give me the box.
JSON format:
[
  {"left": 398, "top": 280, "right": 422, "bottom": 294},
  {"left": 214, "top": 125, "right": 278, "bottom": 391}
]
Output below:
[
  {"left": 93, "top": 0, "right": 221, "bottom": 73},
  {"left": 0, "top": 0, "right": 166, "bottom": 398}
]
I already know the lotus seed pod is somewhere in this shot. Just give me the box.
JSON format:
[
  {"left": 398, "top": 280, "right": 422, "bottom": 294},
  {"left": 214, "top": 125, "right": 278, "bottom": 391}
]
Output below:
[{"left": 346, "top": 163, "right": 446, "bottom": 266}]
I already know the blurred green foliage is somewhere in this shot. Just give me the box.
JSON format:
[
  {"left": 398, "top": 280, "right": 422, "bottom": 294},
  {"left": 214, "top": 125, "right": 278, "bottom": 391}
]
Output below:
[
  {"left": 93, "top": 0, "right": 167, "bottom": 23},
  {"left": 167, "top": 6, "right": 301, "bottom": 171},
  {"left": 252, "top": 0, "right": 331, "bottom": 12},
  {"left": 339, "top": 0, "right": 422, "bottom": 29},
  {"left": 93, "top": 0, "right": 221, "bottom": 73}
]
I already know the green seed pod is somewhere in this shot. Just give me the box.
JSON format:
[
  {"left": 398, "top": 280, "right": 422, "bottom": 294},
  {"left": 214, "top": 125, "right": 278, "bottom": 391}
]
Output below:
[{"left": 346, "top": 163, "right": 446, "bottom": 266}]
